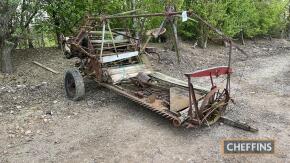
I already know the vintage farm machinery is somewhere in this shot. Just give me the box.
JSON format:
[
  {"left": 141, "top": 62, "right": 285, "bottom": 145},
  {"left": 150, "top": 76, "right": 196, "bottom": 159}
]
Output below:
[{"left": 62, "top": 8, "right": 257, "bottom": 131}]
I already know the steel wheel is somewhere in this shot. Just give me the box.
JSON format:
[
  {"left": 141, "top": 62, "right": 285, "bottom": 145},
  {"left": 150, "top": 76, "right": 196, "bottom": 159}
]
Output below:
[{"left": 200, "top": 88, "right": 230, "bottom": 125}]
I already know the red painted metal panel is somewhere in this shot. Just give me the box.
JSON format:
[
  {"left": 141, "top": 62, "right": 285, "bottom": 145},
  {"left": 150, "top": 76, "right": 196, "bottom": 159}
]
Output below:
[{"left": 185, "top": 66, "right": 232, "bottom": 78}]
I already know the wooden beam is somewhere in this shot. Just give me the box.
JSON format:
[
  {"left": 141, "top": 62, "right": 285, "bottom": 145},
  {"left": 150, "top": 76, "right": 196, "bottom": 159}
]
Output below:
[{"left": 32, "top": 61, "right": 59, "bottom": 74}]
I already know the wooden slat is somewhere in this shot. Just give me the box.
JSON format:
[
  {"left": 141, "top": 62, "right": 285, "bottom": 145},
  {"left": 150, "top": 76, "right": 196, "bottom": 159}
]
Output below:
[
  {"left": 95, "top": 44, "right": 134, "bottom": 51},
  {"left": 91, "top": 39, "right": 129, "bottom": 44},
  {"left": 92, "top": 42, "right": 131, "bottom": 48},
  {"left": 101, "top": 51, "right": 138, "bottom": 63},
  {"left": 107, "top": 64, "right": 146, "bottom": 75},
  {"left": 150, "top": 72, "right": 208, "bottom": 93}
]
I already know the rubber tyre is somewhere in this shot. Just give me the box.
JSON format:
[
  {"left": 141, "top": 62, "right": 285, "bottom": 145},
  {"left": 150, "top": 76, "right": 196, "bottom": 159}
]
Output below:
[{"left": 64, "top": 68, "right": 85, "bottom": 101}]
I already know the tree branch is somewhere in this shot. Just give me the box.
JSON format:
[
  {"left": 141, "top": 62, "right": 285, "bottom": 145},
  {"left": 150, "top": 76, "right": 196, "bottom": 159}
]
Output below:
[
  {"left": 24, "top": 9, "right": 38, "bottom": 28},
  {"left": 24, "top": 1, "right": 40, "bottom": 29}
]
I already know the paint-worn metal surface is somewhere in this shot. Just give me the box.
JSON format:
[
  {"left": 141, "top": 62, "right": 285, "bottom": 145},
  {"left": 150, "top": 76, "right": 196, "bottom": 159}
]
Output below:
[{"left": 62, "top": 8, "right": 257, "bottom": 131}]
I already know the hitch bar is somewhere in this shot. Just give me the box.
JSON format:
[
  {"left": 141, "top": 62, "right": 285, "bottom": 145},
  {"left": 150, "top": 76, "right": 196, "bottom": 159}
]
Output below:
[{"left": 220, "top": 117, "right": 258, "bottom": 132}]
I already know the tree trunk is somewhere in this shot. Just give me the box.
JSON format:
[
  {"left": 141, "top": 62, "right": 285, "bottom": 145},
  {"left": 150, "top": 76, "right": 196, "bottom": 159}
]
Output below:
[
  {"left": 281, "top": 29, "right": 286, "bottom": 39},
  {"left": 240, "top": 30, "right": 245, "bottom": 45},
  {"left": 287, "top": 5, "right": 290, "bottom": 40},
  {"left": 131, "top": 0, "right": 139, "bottom": 39},
  {"left": 28, "top": 39, "right": 34, "bottom": 48},
  {"left": 27, "top": 27, "right": 34, "bottom": 48},
  {"left": 52, "top": 10, "right": 61, "bottom": 48},
  {"left": 41, "top": 32, "right": 45, "bottom": 47},
  {"left": 55, "top": 31, "right": 61, "bottom": 48},
  {"left": 197, "top": 22, "right": 208, "bottom": 49},
  {"left": 23, "top": 39, "right": 28, "bottom": 49},
  {"left": 1, "top": 41, "right": 14, "bottom": 74}
]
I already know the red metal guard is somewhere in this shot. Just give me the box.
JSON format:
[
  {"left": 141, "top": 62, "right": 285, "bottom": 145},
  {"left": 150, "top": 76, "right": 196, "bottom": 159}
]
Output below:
[
  {"left": 184, "top": 66, "right": 233, "bottom": 125},
  {"left": 185, "top": 66, "right": 232, "bottom": 78}
]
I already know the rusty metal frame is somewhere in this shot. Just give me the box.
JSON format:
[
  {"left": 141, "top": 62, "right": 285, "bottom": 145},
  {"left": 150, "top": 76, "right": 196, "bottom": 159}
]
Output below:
[
  {"left": 184, "top": 64, "right": 233, "bottom": 126},
  {"left": 63, "top": 7, "right": 258, "bottom": 131}
]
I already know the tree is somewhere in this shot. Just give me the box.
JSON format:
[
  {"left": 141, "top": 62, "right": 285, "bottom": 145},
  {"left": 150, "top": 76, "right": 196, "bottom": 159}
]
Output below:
[
  {"left": 1, "top": 0, "right": 289, "bottom": 53},
  {"left": 185, "top": 0, "right": 227, "bottom": 48},
  {"left": 18, "top": 0, "right": 41, "bottom": 48},
  {"left": 0, "top": 0, "right": 41, "bottom": 73},
  {"left": 221, "top": 0, "right": 259, "bottom": 44},
  {"left": 256, "top": 0, "right": 288, "bottom": 37},
  {"left": 179, "top": 0, "right": 289, "bottom": 47},
  {"left": 0, "top": 0, "right": 18, "bottom": 73}
]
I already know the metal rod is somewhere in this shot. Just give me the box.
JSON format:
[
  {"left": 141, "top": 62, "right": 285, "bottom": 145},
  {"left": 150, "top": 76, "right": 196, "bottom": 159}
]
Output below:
[
  {"left": 171, "top": 22, "right": 180, "bottom": 63},
  {"left": 71, "top": 43, "right": 96, "bottom": 58},
  {"left": 188, "top": 12, "right": 248, "bottom": 57},
  {"left": 141, "top": 36, "right": 152, "bottom": 52},
  {"left": 107, "top": 20, "right": 117, "bottom": 53},
  {"left": 226, "top": 41, "right": 233, "bottom": 95},
  {"left": 100, "top": 22, "right": 106, "bottom": 58},
  {"left": 190, "top": 83, "right": 200, "bottom": 122},
  {"left": 155, "top": 19, "right": 166, "bottom": 38},
  {"left": 88, "top": 11, "right": 185, "bottom": 20},
  {"left": 110, "top": 9, "right": 142, "bottom": 16},
  {"left": 111, "top": 30, "right": 139, "bottom": 40},
  {"left": 187, "top": 76, "right": 193, "bottom": 119},
  {"left": 220, "top": 116, "right": 258, "bottom": 132},
  {"left": 210, "top": 74, "right": 214, "bottom": 87}
]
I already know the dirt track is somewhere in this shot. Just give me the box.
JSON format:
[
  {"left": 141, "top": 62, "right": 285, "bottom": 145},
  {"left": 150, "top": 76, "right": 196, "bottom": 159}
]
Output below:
[{"left": 0, "top": 39, "right": 290, "bottom": 162}]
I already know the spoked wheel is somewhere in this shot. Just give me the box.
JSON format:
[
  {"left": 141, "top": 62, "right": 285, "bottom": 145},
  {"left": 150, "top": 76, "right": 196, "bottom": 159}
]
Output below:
[
  {"left": 64, "top": 69, "right": 85, "bottom": 101},
  {"left": 200, "top": 88, "right": 230, "bottom": 126}
]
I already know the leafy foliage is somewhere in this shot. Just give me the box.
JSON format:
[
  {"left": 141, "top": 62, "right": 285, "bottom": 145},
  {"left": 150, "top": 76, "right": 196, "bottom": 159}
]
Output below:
[
  {"left": 2, "top": 0, "right": 290, "bottom": 48},
  {"left": 179, "top": 0, "right": 288, "bottom": 42}
]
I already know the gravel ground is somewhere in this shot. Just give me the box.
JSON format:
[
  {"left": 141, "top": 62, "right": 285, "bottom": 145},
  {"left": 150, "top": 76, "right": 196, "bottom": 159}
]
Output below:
[{"left": 0, "top": 39, "right": 290, "bottom": 162}]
